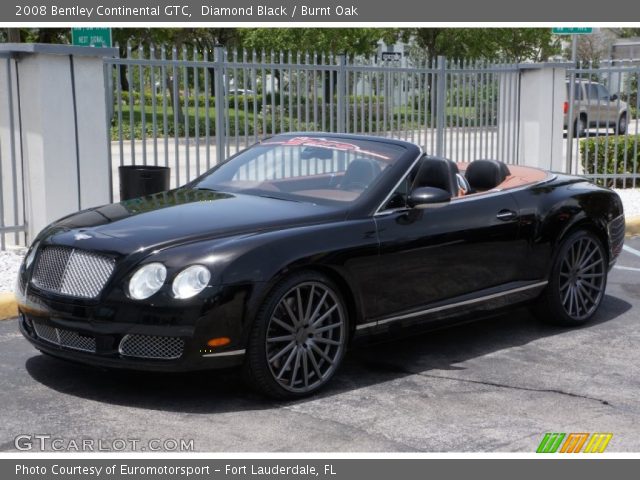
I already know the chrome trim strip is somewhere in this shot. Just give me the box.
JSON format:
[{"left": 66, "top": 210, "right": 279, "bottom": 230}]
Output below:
[
  {"left": 356, "top": 281, "right": 548, "bottom": 330},
  {"left": 373, "top": 149, "right": 424, "bottom": 216},
  {"left": 356, "top": 320, "right": 378, "bottom": 330},
  {"left": 202, "top": 349, "right": 246, "bottom": 358}
]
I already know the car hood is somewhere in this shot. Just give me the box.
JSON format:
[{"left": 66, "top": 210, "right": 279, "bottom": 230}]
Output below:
[{"left": 40, "top": 189, "right": 344, "bottom": 255}]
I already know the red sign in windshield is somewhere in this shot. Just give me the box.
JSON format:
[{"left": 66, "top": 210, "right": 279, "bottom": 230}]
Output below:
[{"left": 261, "top": 136, "right": 392, "bottom": 160}]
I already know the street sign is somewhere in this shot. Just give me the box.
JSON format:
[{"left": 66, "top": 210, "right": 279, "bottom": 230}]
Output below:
[
  {"left": 552, "top": 27, "right": 593, "bottom": 35},
  {"left": 381, "top": 52, "right": 402, "bottom": 61},
  {"left": 71, "top": 28, "right": 112, "bottom": 48}
]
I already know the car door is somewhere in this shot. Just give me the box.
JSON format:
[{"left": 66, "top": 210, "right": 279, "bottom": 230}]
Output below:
[
  {"left": 584, "top": 83, "right": 602, "bottom": 127},
  {"left": 371, "top": 189, "right": 525, "bottom": 321},
  {"left": 596, "top": 84, "right": 617, "bottom": 125}
]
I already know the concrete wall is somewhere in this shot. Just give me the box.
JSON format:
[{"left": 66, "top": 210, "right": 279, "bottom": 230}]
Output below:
[{"left": 0, "top": 44, "right": 117, "bottom": 243}]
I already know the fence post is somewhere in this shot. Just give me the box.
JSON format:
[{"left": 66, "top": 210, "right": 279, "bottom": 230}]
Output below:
[
  {"left": 435, "top": 56, "right": 446, "bottom": 157},
  {"left": 336, "top": 53, "right": 347, "bottom": 133},
  {"left": 565, "top": 64, "right": 577, "bottom": 174},
  {"left": 214, "top": 45, "right": 226, "bottom": 163},
  {"left": 0, "top": 55, "right": 20, "bottom": 248}
]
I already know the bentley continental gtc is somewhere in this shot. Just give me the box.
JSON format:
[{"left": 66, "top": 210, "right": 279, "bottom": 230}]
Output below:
[{"left": 16, "top": 133, "right": 625, "bottom": 398}]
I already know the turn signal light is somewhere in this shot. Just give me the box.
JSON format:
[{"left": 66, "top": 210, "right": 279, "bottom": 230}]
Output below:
[{"left": 207, "top": 337, "right": 231, "bottom": 348}]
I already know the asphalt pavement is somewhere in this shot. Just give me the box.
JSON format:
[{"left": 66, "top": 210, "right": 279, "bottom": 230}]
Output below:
[{"left": 1, "top": 239, "right": 639, "bottom": 452}]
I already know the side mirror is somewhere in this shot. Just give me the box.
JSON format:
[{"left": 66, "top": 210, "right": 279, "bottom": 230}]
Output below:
[
  {"left": 408, "top": 186, "right": 451, "bottom": 208},
  {"left": 610, "top": 94, "right": 618, "bottom": 101}
]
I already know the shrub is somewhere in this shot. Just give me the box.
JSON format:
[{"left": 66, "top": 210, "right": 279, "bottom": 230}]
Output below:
[
  {"left": 580, "top": 135, "right": 640, "bottom": 188},
  {"left": 119, "top": 91, "right": 218, "bottom": 109}
]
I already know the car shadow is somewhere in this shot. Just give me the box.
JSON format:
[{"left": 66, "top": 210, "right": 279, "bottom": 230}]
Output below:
[{"left": 24, "top": 294, "right": 631, "bottom": 414}]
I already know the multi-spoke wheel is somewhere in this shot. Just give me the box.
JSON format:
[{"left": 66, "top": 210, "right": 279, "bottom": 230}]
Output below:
[
  {"left": 244, "top": 272, "right": 348, "bottom": 398},
  {"left": 535, "top": 229, "right": 608, "bottom": 326}
]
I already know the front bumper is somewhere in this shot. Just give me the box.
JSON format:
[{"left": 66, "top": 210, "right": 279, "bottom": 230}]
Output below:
[
  {"left": 16, "top": 285, "right": 250, "bottom": 372},
  {"left": 19, "top": 314, "right": 244, "bottom": 371}
]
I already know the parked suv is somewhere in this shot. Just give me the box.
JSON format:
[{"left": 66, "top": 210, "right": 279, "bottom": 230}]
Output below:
[{"left": 564, "top": 80, "right": 628, "bottom": 135}]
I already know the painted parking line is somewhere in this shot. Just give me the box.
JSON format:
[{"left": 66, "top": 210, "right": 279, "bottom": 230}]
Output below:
[
  {"left": 614, "top": 265, "right": 640, "bottom": 272},
  {"left": 623, "top": 244, "right": 640, "bottom": 258}
]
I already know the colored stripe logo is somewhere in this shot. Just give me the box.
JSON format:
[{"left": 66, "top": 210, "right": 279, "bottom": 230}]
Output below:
[{"left": 536, "top": 433, "right": 612, "bottom": 453}]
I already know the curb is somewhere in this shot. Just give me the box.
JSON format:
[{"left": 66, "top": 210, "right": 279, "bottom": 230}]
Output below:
[
  {"left": 0, "top": 293, "right": 17, "bottom": 321},
  {"left": 626, "top": 216, "right": 640, "bottom": 238}
]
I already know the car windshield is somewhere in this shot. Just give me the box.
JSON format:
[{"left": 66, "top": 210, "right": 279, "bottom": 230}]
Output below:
[{"left": 192, "top": 135, "right": 406, "bottom": 204}]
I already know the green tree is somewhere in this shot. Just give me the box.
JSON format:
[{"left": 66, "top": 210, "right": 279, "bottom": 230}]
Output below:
[
  {"left": 238, "top": 28, "right": 400, "bottom": 100},
  {"left": 238, "top": 28, "right": 399, "bottom": 56},
  {"left": 408, "top": 28, "right": 560, "bottom": 63}
]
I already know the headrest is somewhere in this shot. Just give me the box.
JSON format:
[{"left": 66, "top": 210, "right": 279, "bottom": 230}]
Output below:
[
  {"left": 340, "top": 158, "right": 382, "bottom": 190},
  {"left": 411, "top": 157, "right": 459, "bottom": 197},
  {"left": 465, "top": 159, "right": 511, "bottom": 191}
]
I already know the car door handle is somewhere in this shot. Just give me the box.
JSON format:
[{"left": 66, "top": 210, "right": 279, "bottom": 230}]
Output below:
[{"left": 496, "top": 209, "right": 518, "bottom": 221}]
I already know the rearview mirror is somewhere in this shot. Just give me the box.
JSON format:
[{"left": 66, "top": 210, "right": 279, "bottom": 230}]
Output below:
[
  {"left": 610, "top": 94, "right": 618, "bottom": 101},
  {"left": 408, "top": 186, "right": 451, "bottom": 208}
]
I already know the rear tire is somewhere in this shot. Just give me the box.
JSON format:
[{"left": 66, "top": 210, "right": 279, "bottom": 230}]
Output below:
[
  {"left": 535, "top": 230, "right": 608, "bottom": 326},
  {"left": 617, "top": 113, "right": 627, "bottom": 135},
  {"left": 243, "top": 271, "right": 348, "bottom": 399},
  {"left": 574, "top": 116, "right": 587, "bottom": 137}
]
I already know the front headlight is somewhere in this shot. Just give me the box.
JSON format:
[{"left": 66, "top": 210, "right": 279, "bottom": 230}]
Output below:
[
  {"left": 24, "top": 241, "right": 40, "bottom": 269},
  {"left": 172, "top": 265, "right": 211, "bottom": 299},
  {"left": 128, "top": 262, "right": 167, "bottom": 300}
]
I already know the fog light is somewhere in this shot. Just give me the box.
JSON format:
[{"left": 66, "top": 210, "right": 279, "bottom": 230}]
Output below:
[{"left": 207, "top": 337, "right": 231, "bottom": 348}]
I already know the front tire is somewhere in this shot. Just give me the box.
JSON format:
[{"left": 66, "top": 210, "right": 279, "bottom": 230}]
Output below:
[
  {"left": 244, "top": 271, "right": 348, "bottom": 399},
  {"left": 535, "top": 230, "right": 608, "bottom": 326}
]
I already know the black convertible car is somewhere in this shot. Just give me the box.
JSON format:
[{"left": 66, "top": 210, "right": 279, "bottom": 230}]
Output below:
[{"left": 16, "top": 133, "right": 624, "bottom": 398}]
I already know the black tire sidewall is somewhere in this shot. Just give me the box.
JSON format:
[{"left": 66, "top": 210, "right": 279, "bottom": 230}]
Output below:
[{"left": 618, "top": 114, "right": 627, "bottom": 135}]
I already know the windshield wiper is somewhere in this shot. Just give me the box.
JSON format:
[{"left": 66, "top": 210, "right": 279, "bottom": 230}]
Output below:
[{"left": 255, "top": 194, "right": 302, "bottom": 203}]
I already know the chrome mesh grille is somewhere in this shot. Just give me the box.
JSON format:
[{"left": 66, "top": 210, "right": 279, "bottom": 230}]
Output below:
[
  {"left": 32, "top": 322, "right": 96, "bottom": 353},
  {"left": 32, "top": 246, "right": 115, "bottom": 299},
  {"left": 119, "top": 334, "right": 185, "bottom": 360}
]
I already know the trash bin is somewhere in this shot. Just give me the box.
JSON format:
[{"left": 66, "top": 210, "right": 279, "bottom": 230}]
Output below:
[{"left": 118, "top": 165, "right": 170, "bottom": 201}]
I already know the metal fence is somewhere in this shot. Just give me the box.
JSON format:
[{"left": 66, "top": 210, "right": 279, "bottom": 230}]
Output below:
[
  {"left": 565, "top": 60, "right": 640, "bottom": 187},
  {"left": 105, "top": 46, "right": 521, "bottom": 198},
  {"left": 3, "top": 46, "right": 639, "bottom": 252},
  {"left": 0, "top": 53, "right": 26, "bottom": 250}
]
